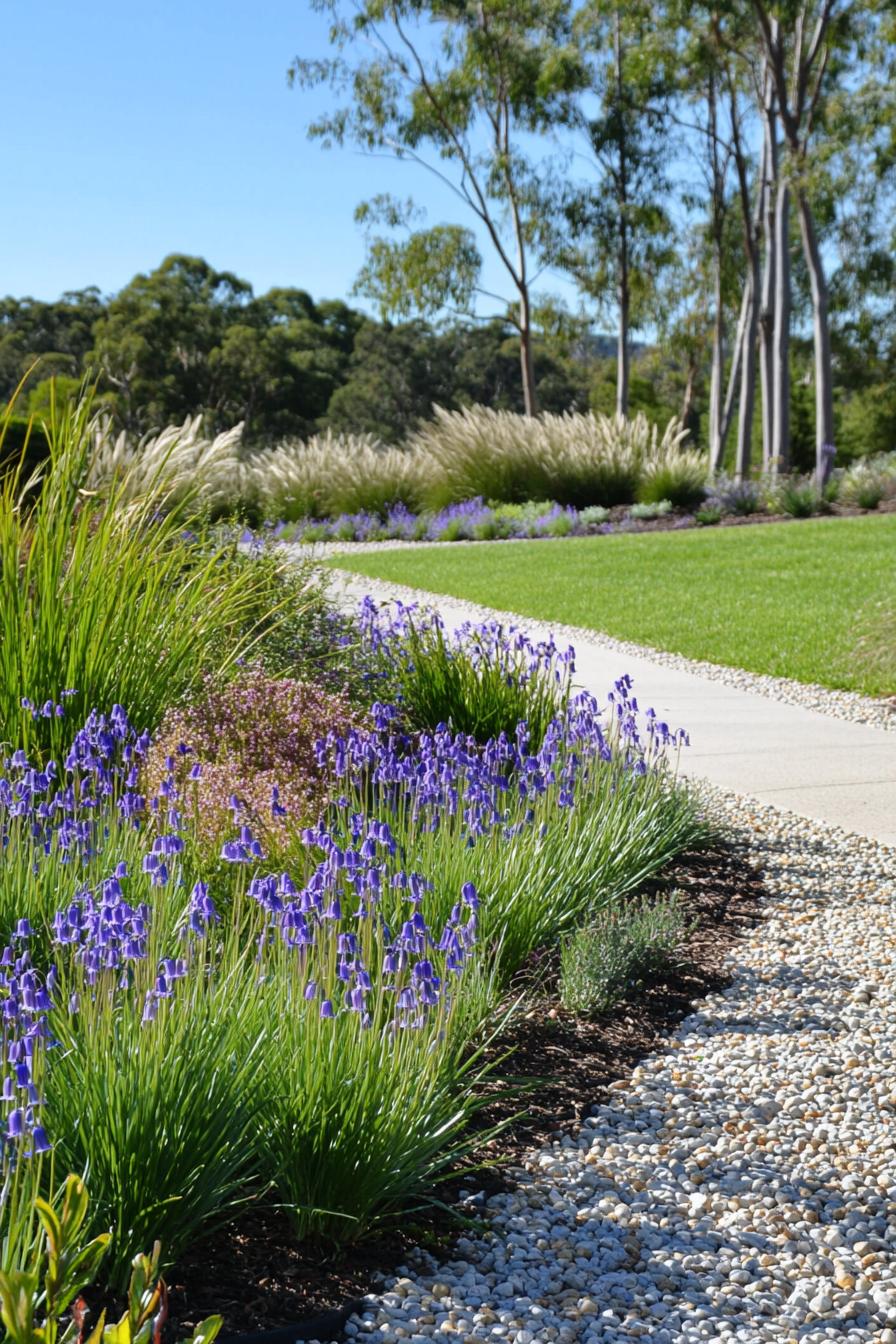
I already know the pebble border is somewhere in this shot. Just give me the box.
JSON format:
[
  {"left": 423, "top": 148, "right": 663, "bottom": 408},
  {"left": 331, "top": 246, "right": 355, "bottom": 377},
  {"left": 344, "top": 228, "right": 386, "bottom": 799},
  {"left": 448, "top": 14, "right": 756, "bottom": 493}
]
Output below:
[{"left": 311, "top": 787, "right": 896, "bottom": 1344}]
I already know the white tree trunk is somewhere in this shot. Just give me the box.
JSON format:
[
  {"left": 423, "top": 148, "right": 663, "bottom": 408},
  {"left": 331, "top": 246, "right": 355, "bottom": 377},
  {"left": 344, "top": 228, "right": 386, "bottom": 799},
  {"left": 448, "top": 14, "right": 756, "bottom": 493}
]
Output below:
[
  {"left": 771, "top": 175, "right": 791, "bottom": 472},
  {"left": 795, "top": 189, "right": 836, "bottom": 485},
  {"left": 758, "top": 92, "right": 777, "bottom": 469}
]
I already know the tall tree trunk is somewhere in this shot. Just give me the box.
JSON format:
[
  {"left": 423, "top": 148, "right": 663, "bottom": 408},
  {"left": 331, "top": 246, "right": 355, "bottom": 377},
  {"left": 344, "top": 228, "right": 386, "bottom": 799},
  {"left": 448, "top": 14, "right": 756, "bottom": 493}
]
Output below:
[
  {"left": 614, "top": 10, "right": 630, "bottom": 418},
  {"left": 771, "top": 174, "right": 791, "bottom": 472},
  {"left": 708, "top": 253, "right": 725, "bottom": 472},
  {"left": 721, "top": 278, "right": 751, "bottom": 452},
  {"left": 758, "top": 75, "right": 777, "bottom": 470},
  {"left": 680, "top": 356, "right": 697, "bottom": 429},
  {"left": 736, "top": 250, "right": 760, "bottom": 479},
  {"left": 707, "top": 71, "right": 726, "bottom": 473},
  {"left": 616, "top": 246, "right": 630, "bottom": 418},
  {"left": 795, "top": 189, "right": 835, "bottom": 485},
  {"left": 518, "top": 288, "right": 538, "bottom": 417}
]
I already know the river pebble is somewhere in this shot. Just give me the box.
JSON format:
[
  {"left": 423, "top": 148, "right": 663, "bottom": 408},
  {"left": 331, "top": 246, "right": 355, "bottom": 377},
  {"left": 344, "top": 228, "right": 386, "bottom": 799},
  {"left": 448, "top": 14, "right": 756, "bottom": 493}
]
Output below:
[{"left": 308, "top": 786, "right": 895, "bottom": 1343}]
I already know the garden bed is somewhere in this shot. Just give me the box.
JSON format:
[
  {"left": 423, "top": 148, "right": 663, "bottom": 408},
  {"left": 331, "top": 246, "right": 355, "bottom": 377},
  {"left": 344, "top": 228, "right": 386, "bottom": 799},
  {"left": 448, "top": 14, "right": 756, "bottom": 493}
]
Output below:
[{"left": 157, "top": 842, "right": 765, "bottom": 1339}]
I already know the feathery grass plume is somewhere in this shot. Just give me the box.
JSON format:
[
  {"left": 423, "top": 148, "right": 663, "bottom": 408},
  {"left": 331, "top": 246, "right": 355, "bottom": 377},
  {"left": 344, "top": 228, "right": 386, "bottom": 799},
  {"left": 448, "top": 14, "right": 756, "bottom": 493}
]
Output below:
[
  {"left": 88, "top": 414, "right": 245, "bottom": 514},
  {"left": 409, "top": 407, "right": 696, "bottom": 510},
  {"left": 250, "top": 430, "right": 425, "bottom": 520}
]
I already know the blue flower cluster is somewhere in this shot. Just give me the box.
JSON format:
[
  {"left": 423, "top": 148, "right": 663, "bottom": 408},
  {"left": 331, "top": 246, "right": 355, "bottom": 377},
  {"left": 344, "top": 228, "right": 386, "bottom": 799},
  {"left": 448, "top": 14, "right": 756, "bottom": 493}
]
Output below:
[{"left": 0, "top": 596, "right": 691, "bottom": 1175}]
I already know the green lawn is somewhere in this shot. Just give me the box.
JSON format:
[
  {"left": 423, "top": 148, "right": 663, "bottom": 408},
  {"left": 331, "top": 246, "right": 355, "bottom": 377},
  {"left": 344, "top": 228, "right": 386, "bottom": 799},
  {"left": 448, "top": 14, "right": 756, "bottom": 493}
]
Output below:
[{"left": 330, "top": 513, "right": 896, "bottom": 695}]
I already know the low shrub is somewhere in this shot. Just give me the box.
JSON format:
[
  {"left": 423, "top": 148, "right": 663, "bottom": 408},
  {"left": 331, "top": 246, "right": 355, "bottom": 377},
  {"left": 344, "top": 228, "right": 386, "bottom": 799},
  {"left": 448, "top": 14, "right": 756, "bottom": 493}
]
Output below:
[
  {"left": 840, "top": 459, "right": 889, "bottom": 510},
  {"left": 560, "top": 892, "right": 692, "bottom": 1017},
  {"left": 695, "top": 503, "right": 723, "bottom": 526},
  {"left": 145, "top": 670, "right": 357, "bottom": 859},
  {"left": 714, "top": 477, "right": 762, "bottom": 515},
  {"left": 579, "top": 504, "right": 611, "bottom": 526},
  {"left": 629, "top": 500, "right": 672, "bottom": 521},
  {"left": 774, "top": 476, "right": 822, "bottom": 518}
]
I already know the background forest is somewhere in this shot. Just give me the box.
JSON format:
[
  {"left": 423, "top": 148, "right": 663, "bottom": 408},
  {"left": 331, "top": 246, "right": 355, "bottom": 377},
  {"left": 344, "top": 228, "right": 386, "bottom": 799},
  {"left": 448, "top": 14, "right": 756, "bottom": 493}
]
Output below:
[{"left": 3, "top": 0, "right": 896, "bottom": 477}]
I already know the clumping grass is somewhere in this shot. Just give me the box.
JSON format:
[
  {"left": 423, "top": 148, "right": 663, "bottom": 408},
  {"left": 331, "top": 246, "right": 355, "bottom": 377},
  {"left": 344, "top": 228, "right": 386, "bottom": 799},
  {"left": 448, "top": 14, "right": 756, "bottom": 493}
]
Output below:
[
  {"left": 560, "top": 892, "right": 692, "bottom": 1017},
  {"left": 330, "top": 514, "right": 896, "bottom": 696},
  {"left": 354, "top": 601, "right": 573, "bottom": 746},
  {"left": 0, "top": 396, "right": 301, "bottom": 758}
]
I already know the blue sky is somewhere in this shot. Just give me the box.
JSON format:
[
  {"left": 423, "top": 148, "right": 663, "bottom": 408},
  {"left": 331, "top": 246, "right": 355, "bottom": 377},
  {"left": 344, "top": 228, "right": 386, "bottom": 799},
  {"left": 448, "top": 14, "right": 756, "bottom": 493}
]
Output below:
[{"left": 1, "top": 0, "right": 575, "bottom": 314}]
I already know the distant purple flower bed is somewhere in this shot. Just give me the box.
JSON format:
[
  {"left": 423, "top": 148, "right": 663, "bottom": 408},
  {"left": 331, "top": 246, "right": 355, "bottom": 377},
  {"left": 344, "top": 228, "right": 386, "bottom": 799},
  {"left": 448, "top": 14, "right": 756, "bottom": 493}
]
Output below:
[{"left": 281, "top": 497, "right": 619, "bottom": 544}]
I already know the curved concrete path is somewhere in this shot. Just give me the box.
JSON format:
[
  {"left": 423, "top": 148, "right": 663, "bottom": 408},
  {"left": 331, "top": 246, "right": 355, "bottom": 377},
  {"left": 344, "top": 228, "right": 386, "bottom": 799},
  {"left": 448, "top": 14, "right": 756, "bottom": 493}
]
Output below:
[{"left": 331, "top": 572, "right": 896, "bottom": 848}]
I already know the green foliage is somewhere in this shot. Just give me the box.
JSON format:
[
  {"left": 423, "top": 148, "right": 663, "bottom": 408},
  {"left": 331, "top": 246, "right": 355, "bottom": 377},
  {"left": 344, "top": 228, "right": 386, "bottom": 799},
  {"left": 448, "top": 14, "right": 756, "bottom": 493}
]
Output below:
[
  {"left": 839, "top": 456, "right": 895, "bottom": 510},
  {"left": 837, "top": 382, "right": 896, "bottom": 462},
  {"left": 773, "top": 476, "right": 822, "bottom": 518},
  {"left": 0, "top": 415, "right": 51, "bottom": 487},
  {"left": 252, "top": 952, "right": 502, "bottom": 1242},
  {"left": 354, "top": 219, "right": 482, "bottom": 321},
  {"left": 0, "top": 395, "right": 297, "bottom": 757},
  {"left": 629, "top": 499, "right": 671, "bottom": 520},
  {"left": 560, "top": 892, "right": 692, "bottom": 1018},
  {"left": 695, "top": 503, "right": 723, "bottom": 525},
  {"left": 368, "top": 614, "right": 572, "bottom": 747},
  {"left": 45, "top": 956, "right": 264, "bottom": 1289},
  {"left": 0, "top": 1176, "right": 222, "bottom": 1344}
]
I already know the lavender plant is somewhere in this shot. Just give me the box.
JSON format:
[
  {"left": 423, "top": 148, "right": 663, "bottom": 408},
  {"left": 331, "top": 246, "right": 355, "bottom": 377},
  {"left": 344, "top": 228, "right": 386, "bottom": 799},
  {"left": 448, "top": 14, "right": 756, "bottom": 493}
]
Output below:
[{"left": 559, "top": 891, "right": 693, "bottom": 1018}]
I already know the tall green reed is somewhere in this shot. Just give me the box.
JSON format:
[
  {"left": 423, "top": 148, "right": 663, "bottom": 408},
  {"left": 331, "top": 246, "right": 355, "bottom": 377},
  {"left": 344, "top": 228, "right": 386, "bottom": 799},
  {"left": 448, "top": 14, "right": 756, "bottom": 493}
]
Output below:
[{"left": 0, "top": 391, "right": 302, "bottom": 758}]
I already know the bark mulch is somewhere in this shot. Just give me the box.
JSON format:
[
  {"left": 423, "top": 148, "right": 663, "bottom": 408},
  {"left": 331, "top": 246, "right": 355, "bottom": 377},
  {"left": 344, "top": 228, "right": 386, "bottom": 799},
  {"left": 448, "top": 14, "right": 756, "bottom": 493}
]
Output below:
[{"left": 158, "top": 841, "right": 765, "bottom": 1340}]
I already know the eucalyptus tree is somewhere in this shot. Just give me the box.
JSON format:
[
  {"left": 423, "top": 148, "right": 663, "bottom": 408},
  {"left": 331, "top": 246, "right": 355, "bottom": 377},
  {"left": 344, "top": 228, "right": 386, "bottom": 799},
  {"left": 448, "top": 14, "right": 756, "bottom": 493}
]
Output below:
[
  {"left": 291, "top": 0, "right": 584, "bottom": 416},
  {"left": 546, "top": 0, "right": 675, "bottom": 416},
  {"left": 749, "top": 0, "right": 853, "bottom": 483}
]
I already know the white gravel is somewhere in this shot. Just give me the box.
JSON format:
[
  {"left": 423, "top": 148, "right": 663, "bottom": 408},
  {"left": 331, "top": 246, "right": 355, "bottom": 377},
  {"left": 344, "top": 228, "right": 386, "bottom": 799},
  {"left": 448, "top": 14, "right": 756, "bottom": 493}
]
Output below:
[
  {"left": 312, "top": 565, "right": 895, "bottom": 733},
  {"left": 310, "top": 790, "right": 896, "bottom": 1344}
]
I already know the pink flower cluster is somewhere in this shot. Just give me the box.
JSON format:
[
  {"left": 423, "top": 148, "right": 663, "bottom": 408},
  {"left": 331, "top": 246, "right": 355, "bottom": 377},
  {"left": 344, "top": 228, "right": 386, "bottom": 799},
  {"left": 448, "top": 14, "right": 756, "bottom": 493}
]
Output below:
[{"left": 145, "top": 670, "right": 358, "bottom": 856}]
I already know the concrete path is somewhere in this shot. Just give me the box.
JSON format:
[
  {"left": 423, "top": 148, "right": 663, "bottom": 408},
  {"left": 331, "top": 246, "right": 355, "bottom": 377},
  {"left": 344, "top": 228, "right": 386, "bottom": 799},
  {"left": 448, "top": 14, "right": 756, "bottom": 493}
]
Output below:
[{"left": 331, "top": 572, "right": 896, "bottom": 848}]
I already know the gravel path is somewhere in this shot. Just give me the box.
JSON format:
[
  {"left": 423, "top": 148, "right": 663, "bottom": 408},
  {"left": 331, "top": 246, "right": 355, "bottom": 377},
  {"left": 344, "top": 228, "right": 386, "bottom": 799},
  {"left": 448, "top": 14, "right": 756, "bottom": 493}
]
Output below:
[
  {"left": 313, "top": 562, "right": 895, "bottom": 733},
  {"left": 317, "top": 791, "right": 895, "bottom": 1344}
]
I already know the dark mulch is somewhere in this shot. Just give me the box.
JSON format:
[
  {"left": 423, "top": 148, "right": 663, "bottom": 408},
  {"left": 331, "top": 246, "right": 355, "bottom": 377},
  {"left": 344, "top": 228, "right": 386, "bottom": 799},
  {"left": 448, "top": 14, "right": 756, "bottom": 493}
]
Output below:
[{"left": 158, "top": 841, "right": 765, "bottom": 1340}]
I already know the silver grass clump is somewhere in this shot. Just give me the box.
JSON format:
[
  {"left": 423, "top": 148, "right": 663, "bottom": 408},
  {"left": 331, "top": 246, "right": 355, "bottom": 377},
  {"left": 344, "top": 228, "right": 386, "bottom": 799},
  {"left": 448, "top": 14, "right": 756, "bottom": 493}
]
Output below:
[
  {"left": 408, "top": 406, "right": 699, "bottom": 508},
  {"left": 248, "top": 430, "right": 425, "bottom": 520},
  {"left": 87, "top": 415, "right": 245, "bottom": 511}
]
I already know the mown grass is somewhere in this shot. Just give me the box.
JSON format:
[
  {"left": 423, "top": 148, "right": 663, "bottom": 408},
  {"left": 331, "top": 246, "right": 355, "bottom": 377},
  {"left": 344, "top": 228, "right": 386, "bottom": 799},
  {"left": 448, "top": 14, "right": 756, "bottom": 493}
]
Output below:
[{"left": 330, "top": 514, "right": 896, "bottom": 696}]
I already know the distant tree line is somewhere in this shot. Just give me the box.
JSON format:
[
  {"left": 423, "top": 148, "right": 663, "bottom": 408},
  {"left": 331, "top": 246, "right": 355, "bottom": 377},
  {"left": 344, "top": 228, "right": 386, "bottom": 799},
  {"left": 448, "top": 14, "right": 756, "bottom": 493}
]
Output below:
[
  {"left": 2, "top": 242, "right": 895, "bottom": 471},
  {"left": 293, "top": 0, "right": 896, "bottom": 480}
]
